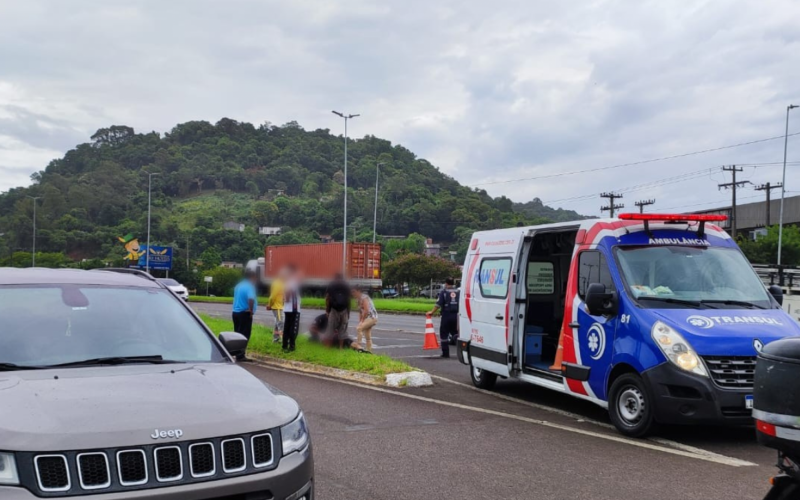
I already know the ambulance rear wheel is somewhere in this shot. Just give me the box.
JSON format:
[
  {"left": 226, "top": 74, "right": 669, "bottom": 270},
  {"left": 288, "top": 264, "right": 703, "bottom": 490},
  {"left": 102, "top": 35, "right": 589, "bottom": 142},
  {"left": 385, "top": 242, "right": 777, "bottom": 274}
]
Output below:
[
  {"left": 470, "top": 363, "right": 497, "bottom": 390},
  {"left": 609, "top": 373, "right": 656, "bottom": 438}
]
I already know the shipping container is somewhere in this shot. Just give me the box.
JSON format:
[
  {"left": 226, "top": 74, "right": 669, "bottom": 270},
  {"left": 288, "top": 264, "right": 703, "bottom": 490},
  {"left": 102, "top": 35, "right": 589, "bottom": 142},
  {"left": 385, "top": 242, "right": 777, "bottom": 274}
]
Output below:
[{"left": 262, "top": 243, "right": 382, "bottom": 289}]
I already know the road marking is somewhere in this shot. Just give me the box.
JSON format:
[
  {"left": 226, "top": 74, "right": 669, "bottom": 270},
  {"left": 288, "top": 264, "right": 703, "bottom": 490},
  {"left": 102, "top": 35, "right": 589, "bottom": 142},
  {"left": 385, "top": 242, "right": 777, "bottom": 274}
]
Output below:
[
  {"left": 255, "top": 364, "right": 757, "bottom": 467},
  {"left": 430, "top": 375, "right": 756, "bottom": 466},
  {"left": 372, "top": 344, "right": 420, "bottom": 349}
]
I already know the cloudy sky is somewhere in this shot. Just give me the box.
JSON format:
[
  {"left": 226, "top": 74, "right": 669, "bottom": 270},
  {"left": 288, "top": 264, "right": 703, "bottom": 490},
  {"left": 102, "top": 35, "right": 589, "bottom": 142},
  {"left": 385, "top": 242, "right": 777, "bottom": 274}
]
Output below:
[{"left": 1, "top": 0, "right": 799, "bottom": 217}]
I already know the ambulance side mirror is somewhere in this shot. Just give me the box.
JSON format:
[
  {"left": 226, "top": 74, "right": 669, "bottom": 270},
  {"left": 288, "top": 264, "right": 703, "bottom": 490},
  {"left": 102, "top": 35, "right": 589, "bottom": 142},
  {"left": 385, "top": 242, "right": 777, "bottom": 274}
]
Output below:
[
  {"left": 585, "top": 283, "right": 618, "bottom": 316},
  {"left": 768, "top": 285, "right": 783, "bottom": 306}
]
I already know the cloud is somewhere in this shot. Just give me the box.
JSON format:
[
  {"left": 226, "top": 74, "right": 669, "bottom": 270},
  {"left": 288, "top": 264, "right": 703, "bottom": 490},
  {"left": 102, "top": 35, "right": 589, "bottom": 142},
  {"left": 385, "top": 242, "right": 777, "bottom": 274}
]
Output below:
[{"left": 0, "top": 0, "right": 799, "bottom": 216}]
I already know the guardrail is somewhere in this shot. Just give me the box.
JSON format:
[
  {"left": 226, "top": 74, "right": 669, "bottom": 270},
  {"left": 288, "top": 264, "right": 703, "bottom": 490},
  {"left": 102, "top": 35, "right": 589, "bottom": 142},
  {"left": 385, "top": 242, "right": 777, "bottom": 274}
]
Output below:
[{"left": 752, "top": 264, "right": 800, "bottom": 292}]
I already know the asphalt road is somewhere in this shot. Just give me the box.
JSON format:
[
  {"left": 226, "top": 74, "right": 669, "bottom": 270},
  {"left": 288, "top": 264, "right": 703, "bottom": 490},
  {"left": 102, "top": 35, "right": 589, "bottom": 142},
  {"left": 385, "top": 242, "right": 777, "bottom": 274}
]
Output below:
[
  {"left": 248, "top": 363, "right": 773, "bottom": 500},
  {"left": 194, "top": 302, "right": 778, "bottom": 498}
]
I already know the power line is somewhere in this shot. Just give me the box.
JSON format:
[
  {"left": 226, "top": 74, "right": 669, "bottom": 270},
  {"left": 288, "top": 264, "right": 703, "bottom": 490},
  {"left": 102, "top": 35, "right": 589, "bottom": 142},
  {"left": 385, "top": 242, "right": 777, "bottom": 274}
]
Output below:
[
  {"left": 471, "top": 132, "right": 800, "bottom": 187},
  {"left": 543, "top": 166, "right": 718, "bottom": 205}
]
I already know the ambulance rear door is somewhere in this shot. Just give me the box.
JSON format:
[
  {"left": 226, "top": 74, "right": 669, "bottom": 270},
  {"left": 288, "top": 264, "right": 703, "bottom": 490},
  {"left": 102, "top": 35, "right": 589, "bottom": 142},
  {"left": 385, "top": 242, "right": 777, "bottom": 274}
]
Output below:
[{"left": 462, "top": 230, "right": 523, "bottom": 378}]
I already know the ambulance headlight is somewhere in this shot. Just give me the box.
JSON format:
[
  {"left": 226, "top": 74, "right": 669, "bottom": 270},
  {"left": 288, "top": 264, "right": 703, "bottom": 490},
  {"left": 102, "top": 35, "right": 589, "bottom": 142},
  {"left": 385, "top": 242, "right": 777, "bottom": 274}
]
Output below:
[
  {"left": 0, "top": 452, "right": 20, "bottom": 485},
  {"left": 651, "top": 321, "right": 707, "bottom": 377}
]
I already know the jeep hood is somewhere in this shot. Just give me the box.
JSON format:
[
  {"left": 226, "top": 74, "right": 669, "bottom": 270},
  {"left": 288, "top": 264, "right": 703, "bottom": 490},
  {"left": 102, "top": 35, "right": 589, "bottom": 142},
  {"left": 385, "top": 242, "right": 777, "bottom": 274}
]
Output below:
[
  {"left": 649, "top": 308, "right": 800, "bottom": 356},
  {"left": 0, "top": 363, "right": 298, "bottom": 452}
]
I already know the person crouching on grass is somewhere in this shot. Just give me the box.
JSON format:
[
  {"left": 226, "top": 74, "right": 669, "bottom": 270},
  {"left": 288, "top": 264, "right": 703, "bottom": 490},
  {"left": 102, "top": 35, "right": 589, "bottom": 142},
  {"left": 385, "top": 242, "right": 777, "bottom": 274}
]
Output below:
[{"left": 352, "top": 286, "right": 378, "bottom": 353}]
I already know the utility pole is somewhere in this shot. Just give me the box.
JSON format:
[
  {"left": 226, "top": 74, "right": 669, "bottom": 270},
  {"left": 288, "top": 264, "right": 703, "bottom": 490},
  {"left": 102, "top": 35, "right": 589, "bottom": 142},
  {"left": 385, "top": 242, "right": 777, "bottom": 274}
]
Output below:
[
  {"left": 718, "top": 165, "right": 748, "bottom": 239},
  {"left": 373, "top": 162, "right": 384, "bottom": 244},
  {"left": 332, "top": 110, "right": 360, "bottom": 274},
  {"left": 26, "top": 196, "right": 41, "bottom": 267},
  {"left": 635, "top": 199, "right": 655, "bottom": 213},
  {"left": 143, "top": 171, "right": 159, "bottom": 273},
  {"left": 754, "top": 182, "right": 782, "bottom": 227},
  {"left": 600, "top": 192, "right": 624, "bottom": 218},
  {"left": 778, "top": 104, "right": 798, "bottom": 266}
]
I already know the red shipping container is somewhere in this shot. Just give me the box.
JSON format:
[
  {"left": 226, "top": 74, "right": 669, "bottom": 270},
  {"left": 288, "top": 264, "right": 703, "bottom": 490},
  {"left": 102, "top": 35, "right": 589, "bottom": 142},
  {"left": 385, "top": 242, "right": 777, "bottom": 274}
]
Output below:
[{"left": 264, "top": 243, "right": 381, "bottom": 288}]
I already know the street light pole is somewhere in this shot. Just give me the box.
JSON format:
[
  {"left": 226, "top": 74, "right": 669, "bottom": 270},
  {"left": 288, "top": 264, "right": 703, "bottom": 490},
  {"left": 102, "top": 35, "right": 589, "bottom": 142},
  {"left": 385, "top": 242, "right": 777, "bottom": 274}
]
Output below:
[
  {"left": 331, "top": 110, "right": 360, "bottom": 274},
  {"left": 144, "top": 171, "right": 160, "bottom": 273},
  {"left": 778, "top": 104, "right": 798, "bottom": 266},
  {"left": 373, "top": 162, "right": 384, "bottom": 244},
  {"left": 26, "top": 196, "right": 40, "bottom": 267}
]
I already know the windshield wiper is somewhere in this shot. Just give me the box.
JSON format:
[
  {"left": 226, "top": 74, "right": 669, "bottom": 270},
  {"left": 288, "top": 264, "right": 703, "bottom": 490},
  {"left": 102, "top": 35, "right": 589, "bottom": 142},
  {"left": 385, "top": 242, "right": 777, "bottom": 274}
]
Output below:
[
  {"left": 45, "top": 355, "right": 184, "bottom": 368},
  {"left": 699, "top": 299, "right": 766, "bottom": 310},
  {"left": 636, "top": 296, "right": 707, "bottom": 308},
  {"left": 0, "top": 362, "right": 43, "bottom": 371}
]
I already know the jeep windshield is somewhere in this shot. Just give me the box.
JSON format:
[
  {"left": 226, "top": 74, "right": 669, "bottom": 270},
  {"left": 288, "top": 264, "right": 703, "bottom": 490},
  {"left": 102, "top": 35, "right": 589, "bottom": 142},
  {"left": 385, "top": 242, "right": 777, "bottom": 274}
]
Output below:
[
  {"left": 0, "top": 285, "right": 227, "bottom": 369},
  {"left": 615, "top": 245, "right": 773, "bottom": 309}
]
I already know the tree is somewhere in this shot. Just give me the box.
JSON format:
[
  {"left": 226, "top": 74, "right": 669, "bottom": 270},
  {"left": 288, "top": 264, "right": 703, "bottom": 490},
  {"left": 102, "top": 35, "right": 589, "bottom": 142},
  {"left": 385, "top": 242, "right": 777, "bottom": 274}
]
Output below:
[
  {"left": 383, "top": 253, "right": 461, "bottom": 290},
  {"left": 251, "top": 201, "right": 279, "bottom": 226},
  {"left": 202, "top": 266, "right": 242, "bottom": 296},
  {"left": 739, "top": 225, "right": 800, "bottom": 265},
  {"left": 200, "top": 247, "right": 222, "bottom": 270}
]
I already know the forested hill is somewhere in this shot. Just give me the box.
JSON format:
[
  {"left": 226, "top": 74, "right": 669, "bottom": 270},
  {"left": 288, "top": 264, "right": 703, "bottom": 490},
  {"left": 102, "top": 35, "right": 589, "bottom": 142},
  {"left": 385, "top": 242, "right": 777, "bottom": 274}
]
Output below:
[
  {"left": 0, "top": 119, "right": 586, "bottom": 266},
  {"left": 513, "top": 198, "right": 589, "bottom": 222}
]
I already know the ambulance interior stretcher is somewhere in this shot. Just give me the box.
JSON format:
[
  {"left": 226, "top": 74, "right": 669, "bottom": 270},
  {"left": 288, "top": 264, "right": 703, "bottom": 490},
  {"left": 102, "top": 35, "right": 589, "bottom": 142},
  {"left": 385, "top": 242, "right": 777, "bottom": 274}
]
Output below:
[{"left": 521, "top": 229, "right": 578, "bottom": 375}]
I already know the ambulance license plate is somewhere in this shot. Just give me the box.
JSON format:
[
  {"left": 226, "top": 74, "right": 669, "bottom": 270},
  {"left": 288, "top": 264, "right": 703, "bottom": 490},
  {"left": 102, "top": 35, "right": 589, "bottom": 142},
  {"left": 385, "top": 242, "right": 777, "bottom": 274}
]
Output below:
[{"left": 745, "top": 395, "right": 754, "bottom": 409}]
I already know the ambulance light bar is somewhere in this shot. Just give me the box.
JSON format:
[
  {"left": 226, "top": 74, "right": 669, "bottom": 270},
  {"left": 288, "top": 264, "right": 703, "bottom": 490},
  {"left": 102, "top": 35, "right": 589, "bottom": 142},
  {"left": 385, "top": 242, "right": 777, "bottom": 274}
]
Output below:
[
  {"left": 618, "top": 213, "right": 727, "bottom": 238},
  {"left": 618, "top": 213, "right": 727, "bottom": 222}
]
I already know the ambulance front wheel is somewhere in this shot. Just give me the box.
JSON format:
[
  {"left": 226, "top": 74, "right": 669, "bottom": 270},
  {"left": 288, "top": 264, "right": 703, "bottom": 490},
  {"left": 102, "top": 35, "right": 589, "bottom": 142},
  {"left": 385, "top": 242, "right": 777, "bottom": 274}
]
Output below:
[
  {"left": 470, "top": 363, "right": 497, "bottom": 390},
  {"left": 609, "top": 373, "right": 656, "bottom": 438}
]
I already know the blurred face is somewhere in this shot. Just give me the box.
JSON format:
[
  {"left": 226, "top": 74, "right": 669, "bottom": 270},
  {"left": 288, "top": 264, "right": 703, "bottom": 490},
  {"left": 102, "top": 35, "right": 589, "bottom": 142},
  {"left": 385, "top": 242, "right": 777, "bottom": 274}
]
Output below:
[{"left": 351, "top": 289, "right": 361, "bottom": 298}]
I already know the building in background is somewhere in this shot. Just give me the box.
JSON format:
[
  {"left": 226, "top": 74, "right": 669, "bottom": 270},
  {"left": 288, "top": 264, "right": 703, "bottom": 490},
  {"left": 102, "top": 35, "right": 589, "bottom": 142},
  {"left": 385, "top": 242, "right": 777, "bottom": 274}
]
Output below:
[
  {"left": 223, "top": 221, "right": 245, "bottom": 232},
  {"left": 221, "top": 261, "right": 243, "bottom": 269},
  {"left": 692, "top": 194, "right": 800, "bottom": 240},
  {"left": 424, "top": 238, "right": 441, "bottom": 257},
  {"left": 258, "top": 226, "right": 282, "bottom": 236}
]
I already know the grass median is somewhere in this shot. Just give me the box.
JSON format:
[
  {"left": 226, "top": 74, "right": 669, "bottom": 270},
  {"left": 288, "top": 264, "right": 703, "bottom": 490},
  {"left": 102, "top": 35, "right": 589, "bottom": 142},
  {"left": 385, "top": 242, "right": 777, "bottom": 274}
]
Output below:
[
  {"left": 200, "top": 314, "right": 415, "bottom": 377},
  {"left": 191, "top": 295, "right": 434, "bottom": 314}
]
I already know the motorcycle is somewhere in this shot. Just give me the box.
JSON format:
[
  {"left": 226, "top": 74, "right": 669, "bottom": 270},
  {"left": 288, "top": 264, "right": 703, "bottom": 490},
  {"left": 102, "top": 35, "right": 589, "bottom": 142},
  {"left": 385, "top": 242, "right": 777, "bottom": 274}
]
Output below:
[
  {"left": 763, "top": 453, "right": 800, "bottom": 499},
  {"left": 753, "top": 337, "right": 800, "bottom": 499}
]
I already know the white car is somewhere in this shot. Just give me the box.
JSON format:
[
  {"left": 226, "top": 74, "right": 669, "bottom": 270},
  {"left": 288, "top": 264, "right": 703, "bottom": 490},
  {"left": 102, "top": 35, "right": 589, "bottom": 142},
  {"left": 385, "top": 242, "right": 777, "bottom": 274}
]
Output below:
[{"left": 158, "top": 278, "right": 189, "bottom": 300}]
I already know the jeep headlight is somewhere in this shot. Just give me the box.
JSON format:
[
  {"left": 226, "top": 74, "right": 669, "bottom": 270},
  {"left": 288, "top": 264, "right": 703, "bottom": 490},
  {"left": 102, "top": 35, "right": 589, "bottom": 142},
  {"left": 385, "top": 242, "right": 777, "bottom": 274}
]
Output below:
[
  {"left": 281, "top": 412, "right": 309, "bottom": 456},
  {"left": 652, "top": 321, "right": 708, "bottom": 377},
  {"left": 0, "top": 452, "right": 19, "bottom": 485}
]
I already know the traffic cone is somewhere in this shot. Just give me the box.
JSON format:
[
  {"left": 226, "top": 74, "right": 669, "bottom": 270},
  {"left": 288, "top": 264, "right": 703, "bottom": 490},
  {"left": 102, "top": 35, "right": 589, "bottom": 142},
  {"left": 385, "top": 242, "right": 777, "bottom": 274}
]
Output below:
[
  {"left": 423, "top": 314, "right": 440, "bottom": 350},
  {"left": 550, "top": 328, "right": 564, "bottom": 371}
]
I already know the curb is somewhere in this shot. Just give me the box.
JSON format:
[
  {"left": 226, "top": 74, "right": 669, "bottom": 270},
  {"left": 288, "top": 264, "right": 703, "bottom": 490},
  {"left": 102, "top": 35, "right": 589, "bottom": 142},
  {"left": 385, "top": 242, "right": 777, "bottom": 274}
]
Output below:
[{"left": 245, "top": 353, "right": 432, "bottom": 387}]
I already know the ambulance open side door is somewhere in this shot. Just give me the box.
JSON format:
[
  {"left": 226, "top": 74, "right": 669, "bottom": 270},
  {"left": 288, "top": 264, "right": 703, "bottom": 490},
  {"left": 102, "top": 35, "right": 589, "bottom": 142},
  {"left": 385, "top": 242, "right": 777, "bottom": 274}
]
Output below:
[{"left": 465, "top": 234, "right": 522, "bottom": 378}]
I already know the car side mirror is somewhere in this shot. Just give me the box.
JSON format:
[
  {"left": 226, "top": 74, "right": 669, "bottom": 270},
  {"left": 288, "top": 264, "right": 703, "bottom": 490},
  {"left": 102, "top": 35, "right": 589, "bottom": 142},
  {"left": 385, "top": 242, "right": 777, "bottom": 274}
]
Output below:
[
  {"left": 768, "top": 285, "right": 784, "bottom": 306},
  {"left": 219, "top": 332, "right": 248, "bottom": 358},
  {"left": 585, "top": 283, "right": 618, "bottom": 316}
]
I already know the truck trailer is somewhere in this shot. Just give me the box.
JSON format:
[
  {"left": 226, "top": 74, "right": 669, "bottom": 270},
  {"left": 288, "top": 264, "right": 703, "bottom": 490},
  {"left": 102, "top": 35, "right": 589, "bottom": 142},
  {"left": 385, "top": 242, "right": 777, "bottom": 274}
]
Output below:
[{"left": 246, "top": 242, "right": 382, "bottom": 291}]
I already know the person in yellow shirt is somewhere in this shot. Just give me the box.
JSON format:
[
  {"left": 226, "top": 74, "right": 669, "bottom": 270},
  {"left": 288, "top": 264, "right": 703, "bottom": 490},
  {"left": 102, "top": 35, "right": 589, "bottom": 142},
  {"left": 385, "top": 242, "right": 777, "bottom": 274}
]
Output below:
[{"left": 267, "top": 270, "right": 285, "bottom": 343}]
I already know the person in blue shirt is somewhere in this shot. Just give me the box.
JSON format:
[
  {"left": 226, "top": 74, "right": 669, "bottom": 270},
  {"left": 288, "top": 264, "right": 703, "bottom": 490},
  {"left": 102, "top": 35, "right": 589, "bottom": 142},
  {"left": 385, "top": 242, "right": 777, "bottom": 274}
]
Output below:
[{"left": 231, "top": 269, "right": 258, "bottom": 360}]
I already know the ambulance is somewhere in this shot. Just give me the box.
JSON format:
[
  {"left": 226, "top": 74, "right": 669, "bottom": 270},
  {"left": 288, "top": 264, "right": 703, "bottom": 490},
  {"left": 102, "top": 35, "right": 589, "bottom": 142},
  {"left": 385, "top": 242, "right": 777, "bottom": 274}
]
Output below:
[{"left": 457, "top": 213, "right": 800, "bottom": 436}]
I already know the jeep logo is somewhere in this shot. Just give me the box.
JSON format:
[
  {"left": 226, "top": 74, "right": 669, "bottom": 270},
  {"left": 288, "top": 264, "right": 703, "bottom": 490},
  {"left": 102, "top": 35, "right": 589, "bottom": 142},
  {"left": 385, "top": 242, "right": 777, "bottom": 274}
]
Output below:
[{"left": 151, "top": 429, "right": 183, "bottom": 440}]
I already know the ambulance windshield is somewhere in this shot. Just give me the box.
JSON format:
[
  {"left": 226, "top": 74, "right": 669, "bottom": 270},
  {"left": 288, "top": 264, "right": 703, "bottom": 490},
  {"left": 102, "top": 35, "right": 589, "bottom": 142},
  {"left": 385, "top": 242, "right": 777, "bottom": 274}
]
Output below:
[{"left": 615, "top": 245, "right": 772, "bottom": 309}]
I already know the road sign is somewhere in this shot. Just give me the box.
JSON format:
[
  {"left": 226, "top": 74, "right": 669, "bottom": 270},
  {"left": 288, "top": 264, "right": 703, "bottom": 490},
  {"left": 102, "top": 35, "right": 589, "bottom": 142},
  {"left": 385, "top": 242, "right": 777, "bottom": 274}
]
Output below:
[
  {"left": 136, "top": 246, "right": 173, "bottom": 270},
  {"left": 204, "top": 276, "right": 213, "bottom": 283}
]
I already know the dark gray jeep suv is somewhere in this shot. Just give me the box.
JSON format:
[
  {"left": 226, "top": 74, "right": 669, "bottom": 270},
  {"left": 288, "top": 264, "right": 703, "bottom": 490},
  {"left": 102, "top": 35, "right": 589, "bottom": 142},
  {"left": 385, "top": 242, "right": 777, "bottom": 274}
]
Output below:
[{"left": 0, "top": 268, "right": 313, "bottom": 499}]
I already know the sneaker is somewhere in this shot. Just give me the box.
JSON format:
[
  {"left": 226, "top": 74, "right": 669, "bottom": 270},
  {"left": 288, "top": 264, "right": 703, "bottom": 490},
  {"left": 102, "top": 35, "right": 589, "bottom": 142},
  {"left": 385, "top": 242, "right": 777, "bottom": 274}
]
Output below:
[{"left": 440, "top": 353, "right": 450, "bottom": 358}]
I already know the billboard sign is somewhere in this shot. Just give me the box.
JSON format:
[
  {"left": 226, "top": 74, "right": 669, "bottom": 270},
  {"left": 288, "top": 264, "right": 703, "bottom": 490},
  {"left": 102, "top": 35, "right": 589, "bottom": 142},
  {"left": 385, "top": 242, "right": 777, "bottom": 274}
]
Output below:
[{"left": 136, "top": 246, "right": 173, "bottom": 270}]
